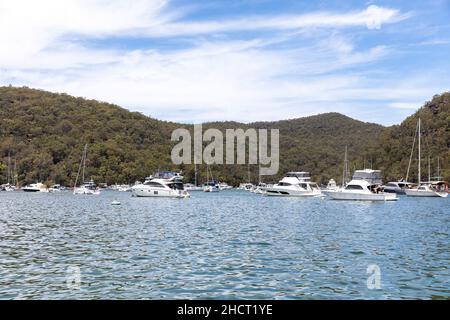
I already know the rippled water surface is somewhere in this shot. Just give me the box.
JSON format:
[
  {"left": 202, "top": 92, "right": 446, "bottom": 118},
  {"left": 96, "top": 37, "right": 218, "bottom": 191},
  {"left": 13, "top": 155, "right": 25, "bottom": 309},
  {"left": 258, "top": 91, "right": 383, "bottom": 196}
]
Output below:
[{"left": 0, "top": 190, "right": 449, "bottom": 299}]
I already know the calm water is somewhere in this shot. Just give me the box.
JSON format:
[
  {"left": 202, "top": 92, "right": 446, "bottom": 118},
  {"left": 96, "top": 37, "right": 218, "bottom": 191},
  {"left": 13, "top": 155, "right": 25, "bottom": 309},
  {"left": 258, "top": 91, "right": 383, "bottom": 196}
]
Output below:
[{"left": 0, "top": 190, "right": 448, "bottom": 300}]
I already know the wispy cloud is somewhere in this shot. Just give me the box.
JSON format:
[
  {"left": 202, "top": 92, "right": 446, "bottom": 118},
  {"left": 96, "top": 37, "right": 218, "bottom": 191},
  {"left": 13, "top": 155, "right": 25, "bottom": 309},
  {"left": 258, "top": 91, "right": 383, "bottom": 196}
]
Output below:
[{"left": 0, "top": 0, "right": 446, "bottom": 125}]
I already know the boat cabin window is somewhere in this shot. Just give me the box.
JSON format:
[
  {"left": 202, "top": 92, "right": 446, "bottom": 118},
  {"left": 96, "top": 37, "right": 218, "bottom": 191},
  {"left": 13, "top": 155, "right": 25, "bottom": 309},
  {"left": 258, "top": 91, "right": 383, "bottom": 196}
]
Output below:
[
  {"left": 169, "top": 183, "right": 184, "bottom": 190},
  {"left": 418, "top": 186, "right": 426, "bottom": 190},
  {"left": 144, "top": 181, "right": 164, "bottom": 188},
  {"left": 386, "top": 183, "right": 397, "bottom": 187},
  {"left": 278, "top": 182, "right": 291, "bottom": 186},
  {"left": 299, "top": 183, "right": 308, "bottom": 189},
  {"left": 345, "top": 184, "right": 364, "bottom": 190}
]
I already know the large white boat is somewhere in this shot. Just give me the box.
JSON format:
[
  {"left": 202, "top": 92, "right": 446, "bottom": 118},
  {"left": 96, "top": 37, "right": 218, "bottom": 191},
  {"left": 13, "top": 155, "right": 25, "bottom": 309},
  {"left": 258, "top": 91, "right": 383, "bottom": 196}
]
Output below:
[
  {"left": 22, "top": 182, "right": 48, "bottom": 193},
  {"left": 132, "top": 171, "right": 190, "bottom": 198},
  {"left": 327, "top": 169, "right": 397, "bottom": 201},
  {"left": 265, "top": 172, "right": 322, "bottom": 197}
]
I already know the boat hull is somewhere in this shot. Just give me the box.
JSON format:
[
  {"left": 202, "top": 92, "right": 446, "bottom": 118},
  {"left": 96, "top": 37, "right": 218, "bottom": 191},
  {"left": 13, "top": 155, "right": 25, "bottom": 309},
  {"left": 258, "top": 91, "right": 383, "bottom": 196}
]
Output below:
[
  {"left": 327, "top": 191, "right": 398, "bottom": 201},
  {"left": 404, "top": 189, "right": 448, "bottom": 198},
  {"left": 132, "top": 187, "right": 189, "bottom": 198},
  {"left": 265, "top": 187, "right": 322, "bottom": 197}
]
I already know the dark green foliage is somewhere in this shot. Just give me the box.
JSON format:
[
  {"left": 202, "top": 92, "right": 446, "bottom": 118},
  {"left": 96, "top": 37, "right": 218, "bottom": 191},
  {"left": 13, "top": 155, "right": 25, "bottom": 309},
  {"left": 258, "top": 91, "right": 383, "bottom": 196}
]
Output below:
[{"left": 0, "top": 86, "right": 448, "bottom": 186}]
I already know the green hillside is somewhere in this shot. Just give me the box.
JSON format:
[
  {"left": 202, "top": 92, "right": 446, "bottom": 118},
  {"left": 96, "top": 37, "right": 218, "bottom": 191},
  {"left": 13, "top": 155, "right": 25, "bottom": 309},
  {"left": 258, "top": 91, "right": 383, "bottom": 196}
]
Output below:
[{"left": 0, "top": 86, "right": 448, "bottom": 186}]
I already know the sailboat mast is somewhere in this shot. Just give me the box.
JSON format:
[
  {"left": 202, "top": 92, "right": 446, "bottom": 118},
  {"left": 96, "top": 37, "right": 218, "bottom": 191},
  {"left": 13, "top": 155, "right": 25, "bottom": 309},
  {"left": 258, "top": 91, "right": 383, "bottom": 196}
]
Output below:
[
  {"left": 428, "top": 156, "right": 431, "bottom": 183},
  {"left": 7, "top": 152, "right": 11, "bottom": 184},
  {"left": 194, "top": 164, "right": 198, "bottom": 186},
  {"left": 437, "top": 157, "right": 440, "bottom": 180},
  {"left": 418, "top": 118, "right": 421, "bottom": 185},
  {"left": 342, "top": 145, "right": 348, "bottom": 188}
]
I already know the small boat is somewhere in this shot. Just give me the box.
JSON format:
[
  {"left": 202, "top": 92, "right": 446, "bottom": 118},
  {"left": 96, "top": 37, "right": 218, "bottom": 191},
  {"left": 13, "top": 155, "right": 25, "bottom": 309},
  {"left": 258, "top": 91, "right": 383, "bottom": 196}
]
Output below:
[
  {"left": 404, "top": 118, "right": 448, "bottom": 198},
  {"left": 73, "top": 144, "right": 101, "bottom": 195},
  {"left": 265, "top": 172, "right": 322, "bottom": 197},
  {"left": 117, "top": 185, "right": 132, "bottom": 192},
  {"left": 383, "top": 181, "right": 415, "bottom": 195},
  {"left": 184, "top": 183, "right": 203, "bottom": 191},
  {"left": 49, "top": 184, "right": 65, "bottom": 192},
  {"left": 111, "top": 200, "right": 121, "bottom": 205},
  {"left": 327, "top": 169, "right": 397, "bottom": 201},
  {"left": 74, "top": 179, "right": 100, "bottom": 195},
  {"left": 22, "top": 182, "right": 48, "bottom": 193},
  {"left": 218, "top": 182, "right": 233, "bottom": 190},
  {"left": 238, "top": 183, "right": 254, "bottom": 191},
  {"left": 404, "top": 181, "right": 448, "bottom": 198},
  {"left": 203, "top": 166, "right": 220, "bottom": 193},
  {"left": 203, "top": 180, "right": 220, "bottom": 192},
  {"left": 132, "top": 171, "right": 190, "bottom": 198}
]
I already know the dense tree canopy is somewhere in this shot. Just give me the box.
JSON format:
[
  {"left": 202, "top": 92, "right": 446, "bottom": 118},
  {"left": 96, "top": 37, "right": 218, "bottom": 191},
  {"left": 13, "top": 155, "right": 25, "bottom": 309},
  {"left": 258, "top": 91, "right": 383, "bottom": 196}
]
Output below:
[{"left": 0, "top": 86, "right": 448, "bottom": 187}]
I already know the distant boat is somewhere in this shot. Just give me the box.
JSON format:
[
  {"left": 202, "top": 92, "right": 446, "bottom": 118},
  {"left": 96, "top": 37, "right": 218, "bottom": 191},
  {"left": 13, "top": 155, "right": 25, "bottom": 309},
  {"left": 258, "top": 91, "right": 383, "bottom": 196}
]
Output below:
[
  {"left": 404, "top": 119, "right": 448, "bottom": 198},
  {"left": 265, "top": 172, "right": 322, "bottom": 197},
  {"left": 238, "top": 183, "right": 254, "bottom": 191},
  {"left": 203, "top": 166, "right": 220, "bottom": 192},
  {"left": 327, "top": 169, "right": 397, "bottom": 201},
  {"left": 184, "top": 165, "right": 203, "bottom": 191},
  {"left": 383, "top": 181, "right": 415, "bottom": 195},
  {"left": 73, "top": 144, "right": 101, "bottom": 195},
  {"left": 22, "top": 182, "right": 48, "bottom": 193},
  {"left": 131, "top": 171, "right": 189, "bottom": 198},
  {"left": 49, "top": 184, "right": 65, "bottom": 192},
  {"left": 184, "top": 183, "right": 203, "bottom": 191},
  {"left": 218, "top": 182, "right": 233, "bottom": 190}
]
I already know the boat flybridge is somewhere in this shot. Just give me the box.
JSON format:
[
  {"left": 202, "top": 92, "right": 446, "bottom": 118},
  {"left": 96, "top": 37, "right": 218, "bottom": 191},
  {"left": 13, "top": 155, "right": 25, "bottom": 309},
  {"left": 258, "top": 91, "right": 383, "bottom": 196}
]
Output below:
[
  {"left": 132, "top": 171, "right": 190, "bottom": 198},
  {"left": 264, "top": 172, "right": 322, "bottom": 197},
  {"left": 327, "top": 169, "right": 397, "bottom": 201}
]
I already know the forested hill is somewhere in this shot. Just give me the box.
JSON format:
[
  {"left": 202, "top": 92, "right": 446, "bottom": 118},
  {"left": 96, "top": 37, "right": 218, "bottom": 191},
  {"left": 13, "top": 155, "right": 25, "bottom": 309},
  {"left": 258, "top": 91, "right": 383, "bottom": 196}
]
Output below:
[
  {"left": 0, "top": 86, "right": 448, "bottom": 186},
  {"left": 366, "top": 92, "right": 450, "bottom": 182}
]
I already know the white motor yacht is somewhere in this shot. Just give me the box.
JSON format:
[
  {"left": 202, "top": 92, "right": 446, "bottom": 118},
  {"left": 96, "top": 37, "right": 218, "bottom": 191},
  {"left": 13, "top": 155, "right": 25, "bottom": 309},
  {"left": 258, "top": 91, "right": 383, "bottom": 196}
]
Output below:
[
  {"left": 327, "top": 169, "right": 397, "bottom": 201},
  {"left": 49, "top": 184, "right": 65, "bottom": 192},
  {"left": 132, "top": 171, "right": 190, "bottom": 198},
  {"left": 265, "top": 172, "right": 322, "bottom": 197}
]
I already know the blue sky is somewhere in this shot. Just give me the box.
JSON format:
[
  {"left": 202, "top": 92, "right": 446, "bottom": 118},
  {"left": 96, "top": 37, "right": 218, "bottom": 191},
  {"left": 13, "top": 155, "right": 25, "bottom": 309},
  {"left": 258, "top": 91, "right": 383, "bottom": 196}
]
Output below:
[{"left": 0, "top": 0, "right": 449, "bottom": 125}]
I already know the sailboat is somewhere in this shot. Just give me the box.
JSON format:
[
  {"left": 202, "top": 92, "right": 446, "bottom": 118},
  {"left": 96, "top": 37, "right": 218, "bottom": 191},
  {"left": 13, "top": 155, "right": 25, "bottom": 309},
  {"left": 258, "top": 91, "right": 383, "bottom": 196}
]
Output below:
[
  {"left": 4, "top": 153, "right": 16, "bottom": 191},
  {"left": 203, "top": 165, "right": 220, "bottom": 192},
  {"left": 404, "top": 119, "right": 448, "bottom": 198},
  {"left": 184, "top": 164, "right": 203, "bottom": 191},
  {"left": 73, "top": 144, "right": 101, "bottom": 195}
]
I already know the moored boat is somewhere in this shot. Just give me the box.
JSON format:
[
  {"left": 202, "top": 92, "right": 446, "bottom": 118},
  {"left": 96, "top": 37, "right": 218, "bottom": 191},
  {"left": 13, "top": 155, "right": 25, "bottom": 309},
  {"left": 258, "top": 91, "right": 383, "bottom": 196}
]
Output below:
[
  {"left": 265, "top": 172, "right": 322, "bottom": 197},
  {"left": 132, "top": 171, "right": 189, "bottom": 198},
  {"left": 327, "top": 169, "right": 397, "bottom": 201}
]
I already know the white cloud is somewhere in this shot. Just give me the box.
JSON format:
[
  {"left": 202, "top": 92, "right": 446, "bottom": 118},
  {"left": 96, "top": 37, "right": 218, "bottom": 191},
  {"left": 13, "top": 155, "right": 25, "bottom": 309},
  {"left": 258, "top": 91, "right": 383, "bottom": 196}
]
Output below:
[{"left": 1, "top": 1, "right": 436, "bottom": 125}]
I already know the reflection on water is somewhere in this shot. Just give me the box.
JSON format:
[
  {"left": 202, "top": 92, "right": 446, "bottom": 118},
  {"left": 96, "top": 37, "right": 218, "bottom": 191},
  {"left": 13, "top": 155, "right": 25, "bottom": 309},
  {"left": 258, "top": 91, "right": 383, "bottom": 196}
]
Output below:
[{"left": 0, "top": 191, "right": 449, "bottom": 299}]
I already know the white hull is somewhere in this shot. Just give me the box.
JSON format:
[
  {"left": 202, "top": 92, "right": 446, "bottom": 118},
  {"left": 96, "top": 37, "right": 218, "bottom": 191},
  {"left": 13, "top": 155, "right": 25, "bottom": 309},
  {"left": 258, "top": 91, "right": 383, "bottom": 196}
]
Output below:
[
  {"left": 132, "top": 187, "right": 189, "bottom": 198},
  {"left": 404, "top": 189, "right": 448, "bottom": 198},
  {"left": 265, "top": 186, "right": 322, "bottom": 197},
  {"left": 73, "top": 187, "right": 100, "bottom": 195},
  {"left": 327, "top": 190, "right": 397, "bottom": 201},
  {"left": 203, "top": 186, "right": 220, "bottom": 193}
]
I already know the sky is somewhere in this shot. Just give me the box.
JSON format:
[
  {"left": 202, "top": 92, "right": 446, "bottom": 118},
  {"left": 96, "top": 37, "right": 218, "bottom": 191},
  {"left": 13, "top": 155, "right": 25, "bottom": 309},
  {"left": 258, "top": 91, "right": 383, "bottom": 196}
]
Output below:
[{"left": 0, "top": 0, "right": 449, "bottom": 125}]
